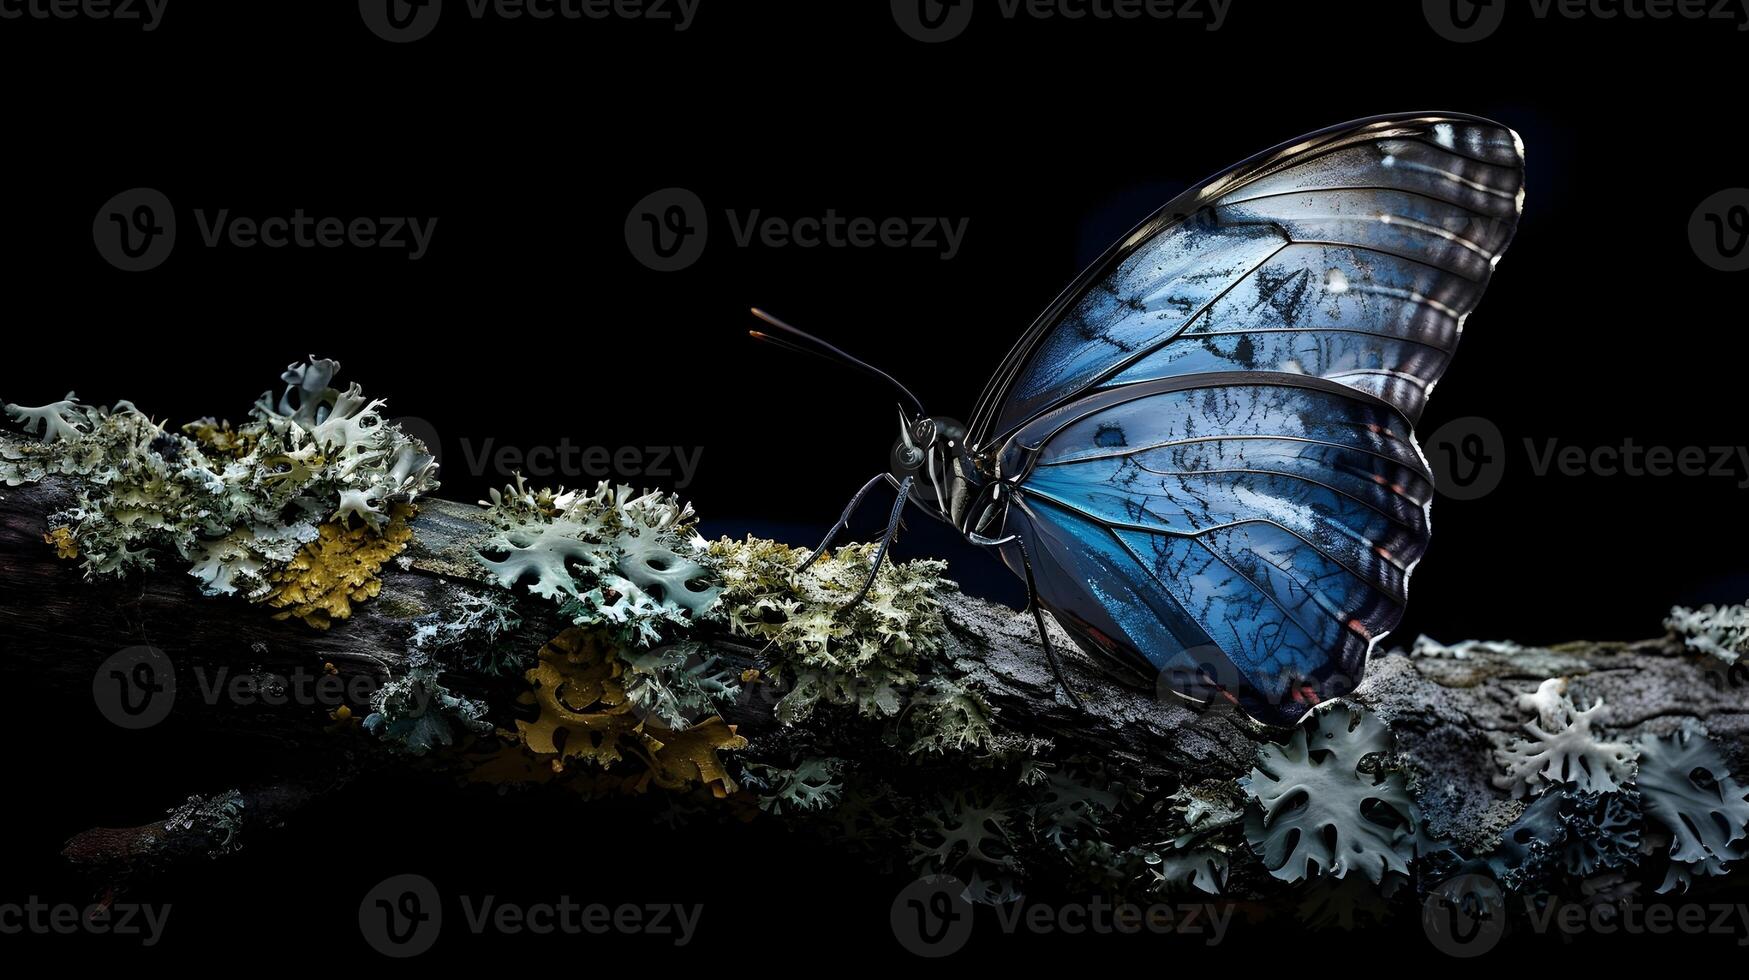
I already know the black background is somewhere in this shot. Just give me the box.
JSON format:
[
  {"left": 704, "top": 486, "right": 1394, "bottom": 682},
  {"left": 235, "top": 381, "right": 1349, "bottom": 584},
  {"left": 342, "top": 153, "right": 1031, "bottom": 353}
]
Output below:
[{"left": 3, "top": 0, "right": 1748, "bottom": 966}]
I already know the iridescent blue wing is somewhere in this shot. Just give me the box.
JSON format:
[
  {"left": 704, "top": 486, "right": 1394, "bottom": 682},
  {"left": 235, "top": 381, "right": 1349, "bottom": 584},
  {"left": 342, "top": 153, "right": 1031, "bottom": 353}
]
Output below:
[
  {"left": 969, "top": 113, "right": 1525, "bottom": 445},
  {"left": 971, "top": 114, "right": 1524, "bottom": 725},
  {"left": 994, "top": 376, "right": 1434, "bottom": 724}
]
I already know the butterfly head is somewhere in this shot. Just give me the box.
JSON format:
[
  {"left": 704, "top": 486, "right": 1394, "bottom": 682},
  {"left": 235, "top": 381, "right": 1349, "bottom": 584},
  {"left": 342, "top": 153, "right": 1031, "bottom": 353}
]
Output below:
[{"left": 891, "top": 408, "right": 969, "bottom": 520}]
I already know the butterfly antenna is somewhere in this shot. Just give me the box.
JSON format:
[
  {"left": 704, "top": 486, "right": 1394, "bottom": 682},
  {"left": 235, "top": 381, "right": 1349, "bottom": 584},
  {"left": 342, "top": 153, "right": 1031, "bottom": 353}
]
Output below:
[{"left": 749, "top": 308, "right": 925, "bottom": 416}]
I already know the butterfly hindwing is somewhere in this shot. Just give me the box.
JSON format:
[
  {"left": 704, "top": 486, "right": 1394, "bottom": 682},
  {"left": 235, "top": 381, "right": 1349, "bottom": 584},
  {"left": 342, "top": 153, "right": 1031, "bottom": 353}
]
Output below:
[{"left": 996, "top": 375, "right": 1432, "bottom": 722}]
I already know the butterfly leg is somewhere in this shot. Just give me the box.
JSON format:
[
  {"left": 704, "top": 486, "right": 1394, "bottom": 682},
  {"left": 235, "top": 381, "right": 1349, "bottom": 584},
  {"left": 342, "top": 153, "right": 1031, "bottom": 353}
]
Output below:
[
  {"left": 1015, "top": 536, "right": 1087, "bottom": 710},
  {"left": 798, "top": 473, "right": 896, "bottom": 576},
  {"left": 842, "top": 474, "right": 914, "bottom": 609},
  {"left": 969, "top": 531, "right": 1085, "bottom": 710}
]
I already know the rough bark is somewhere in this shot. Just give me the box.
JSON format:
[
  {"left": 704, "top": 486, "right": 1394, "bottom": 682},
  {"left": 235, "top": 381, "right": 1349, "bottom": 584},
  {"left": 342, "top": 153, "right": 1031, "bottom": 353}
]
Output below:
[{"left": 4, "top": 477, "right": 1744, "bottom": 886}]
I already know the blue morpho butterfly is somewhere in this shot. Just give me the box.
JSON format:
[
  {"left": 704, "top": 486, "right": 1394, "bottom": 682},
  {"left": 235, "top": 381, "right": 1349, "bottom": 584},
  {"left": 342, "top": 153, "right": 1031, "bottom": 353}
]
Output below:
[{"left": 751, "top": 113, "right": 1525, "bottom": 727}]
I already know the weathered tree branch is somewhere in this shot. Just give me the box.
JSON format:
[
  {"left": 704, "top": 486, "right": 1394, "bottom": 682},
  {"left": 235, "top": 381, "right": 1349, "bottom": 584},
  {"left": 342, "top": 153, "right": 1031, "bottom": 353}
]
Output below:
[{"left": 5, "top": 476, "right": 1745, "bottom": 892}]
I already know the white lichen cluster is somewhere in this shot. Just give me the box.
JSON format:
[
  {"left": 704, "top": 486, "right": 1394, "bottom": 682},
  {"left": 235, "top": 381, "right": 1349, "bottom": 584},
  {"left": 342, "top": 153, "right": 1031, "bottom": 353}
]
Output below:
[
  {"left": 1407, "top": 636, "right": 1525, "bottom": 660},
  {"left": 1, "top": 359, "right": 437, "bottom": 605},
  {"left": 1493, "top": 678, "right": 1638, "bottom": 799},
  {"left": 1665, "top": 602, "right": 1749, "bottom": 666},
  {"left": 476, "top": 475, "right": 722, "bottom": 646}
]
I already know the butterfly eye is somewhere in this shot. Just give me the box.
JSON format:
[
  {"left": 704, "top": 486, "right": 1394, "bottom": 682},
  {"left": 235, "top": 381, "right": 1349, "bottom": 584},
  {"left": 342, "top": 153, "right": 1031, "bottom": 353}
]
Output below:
[{"left": 890, "top": 439, "right": 924, "bottom": 473}]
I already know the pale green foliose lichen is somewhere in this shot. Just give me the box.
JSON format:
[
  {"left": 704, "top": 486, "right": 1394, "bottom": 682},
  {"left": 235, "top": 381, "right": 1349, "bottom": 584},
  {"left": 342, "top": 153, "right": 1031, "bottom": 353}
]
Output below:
[
  {"left": 1241, "top": 704, "right": 1416, "bottom": 884},
  {"left": 363, "top": 665, "right": 493, "bottom": 756},
  {"left": 620, "top": 641, "right": 742, "bottom": 730},
  {"left": 1637, "top": 728, "right": 1749, "bottom": 891},
  {"left": 1144, "top": 783, "right": 1243, "bottom": 896},
  {"left": 476, "top": 476, "right": 721, "bottom": 647},
  {"left": 741, "top": 757, "right": 846, "bottom": 815},
  {"left": 0, "top": 358, "right": 438, "bottom": 619}
]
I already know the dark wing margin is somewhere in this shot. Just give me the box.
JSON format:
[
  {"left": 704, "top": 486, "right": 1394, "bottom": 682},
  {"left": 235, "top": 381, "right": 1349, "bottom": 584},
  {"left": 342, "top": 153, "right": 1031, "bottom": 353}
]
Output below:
[{"left": 967, "top": 112, "right": 1525, "bottom": 451}]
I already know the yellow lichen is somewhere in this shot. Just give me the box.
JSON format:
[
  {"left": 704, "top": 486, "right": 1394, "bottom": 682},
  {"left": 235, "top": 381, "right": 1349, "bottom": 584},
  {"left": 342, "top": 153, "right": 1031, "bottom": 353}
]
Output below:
[
  {"left": 180, "top": 418, "right": 257, "bottom": 458},
  {"left": 44, "top": 526, "right": 79, "bottom": 560},
  {"left": 506, "top": 626, "right": 747, "bottom": 796},
  {"left": 264, "top": 503, "right": 415, "bottom": 629},
  {"left": 518, "top": 627, "right": 639, "bottom": 766}
]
